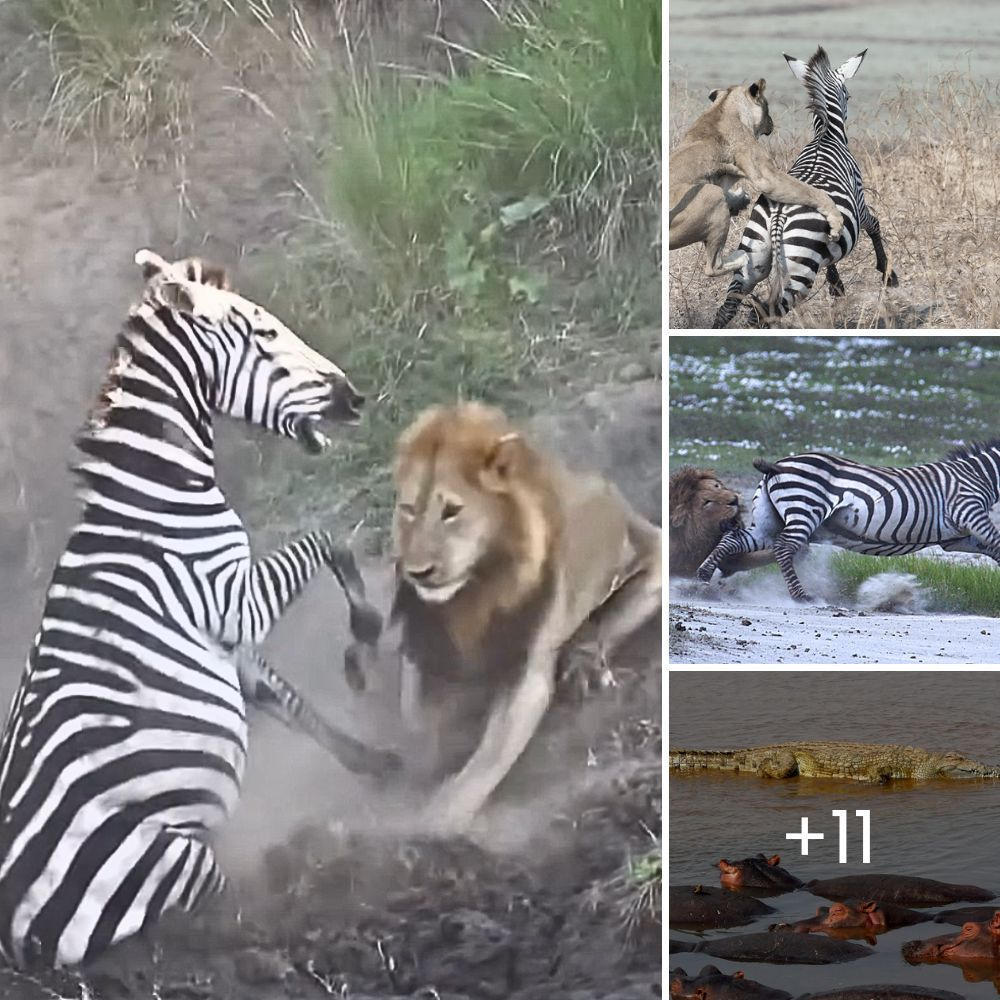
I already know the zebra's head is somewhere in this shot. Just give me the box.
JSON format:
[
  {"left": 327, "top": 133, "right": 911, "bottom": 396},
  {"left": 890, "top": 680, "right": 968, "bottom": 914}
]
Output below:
[
  {"left": 134, "top": 250, "right": 364, "bottom": 453},
  {"left": 784, "top": 47, "right": 866, "bottom": 135}
]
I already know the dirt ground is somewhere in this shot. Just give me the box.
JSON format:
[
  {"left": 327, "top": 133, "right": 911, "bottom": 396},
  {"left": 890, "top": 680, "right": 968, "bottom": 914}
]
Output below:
[
  {"left": 0, "top": 6, "right": 661, "bottom": 998},
  {"left": 669, "top": 593, "right": 1000, "bottom": 664}
]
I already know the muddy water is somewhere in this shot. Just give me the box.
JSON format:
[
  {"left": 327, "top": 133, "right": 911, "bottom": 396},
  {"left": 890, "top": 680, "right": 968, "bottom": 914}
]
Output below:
[
  {"left": 669, "top": 0, "right": 1000, "bottom": 114},
  {"left": 669, "top": 671, "right": 1000, "bottom": 996}
]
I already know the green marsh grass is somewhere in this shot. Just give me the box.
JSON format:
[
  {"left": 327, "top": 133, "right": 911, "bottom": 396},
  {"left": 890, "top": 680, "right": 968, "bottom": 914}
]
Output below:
[{"left": 832, "top": 551, "right": 1000, "bottom": 617}]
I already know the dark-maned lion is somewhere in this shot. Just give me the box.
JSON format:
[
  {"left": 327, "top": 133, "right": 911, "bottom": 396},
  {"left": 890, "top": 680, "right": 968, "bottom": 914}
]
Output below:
[
  {"left": 669, "top": 80, "right": 844, "bottom": 277},
  {"left": 669, "top": 466, "right": 772, "bottom": 578},
  {"left": 384, "top": 403, "right": 661, "bottom": 831}
]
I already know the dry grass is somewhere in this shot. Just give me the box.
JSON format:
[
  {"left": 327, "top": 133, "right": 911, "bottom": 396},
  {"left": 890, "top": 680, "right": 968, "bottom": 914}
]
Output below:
[{"left": 668, "top": 73, "right": 1000, "bottom": 329}]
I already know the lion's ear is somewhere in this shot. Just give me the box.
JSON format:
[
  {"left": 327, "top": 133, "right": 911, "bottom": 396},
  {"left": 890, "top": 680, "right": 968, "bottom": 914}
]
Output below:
[
  {"left": 708, "top": 88, "right": 722, "bottom": 103},
  {"left": 480, "top": 432, "right": 526, "bottom": 492},
  {"left": 748, "top": 79, "right": 766, "bottom": 99}
]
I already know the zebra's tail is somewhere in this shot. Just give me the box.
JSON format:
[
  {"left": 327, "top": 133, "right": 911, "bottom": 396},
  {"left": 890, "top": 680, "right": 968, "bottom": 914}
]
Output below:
[
  {"left": 753, "top": 457, "right": 783, "bottom": 476},
  {"left": 767, "top": 212, "right": 788, "bottom": 311}
]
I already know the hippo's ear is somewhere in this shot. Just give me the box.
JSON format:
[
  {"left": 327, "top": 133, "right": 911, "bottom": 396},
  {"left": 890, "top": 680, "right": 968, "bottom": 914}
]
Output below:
[
  {"left": 861, "top": 900, "right": 878, "bottom": 912},
  {"left": 767, "top": 854, "right": 781, "bottom": 866}
]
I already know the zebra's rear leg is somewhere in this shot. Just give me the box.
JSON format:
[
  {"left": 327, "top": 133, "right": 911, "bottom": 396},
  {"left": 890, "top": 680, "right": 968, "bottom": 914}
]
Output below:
[
  {"left": 713, "top": 253, "right": 771, "bottom": 329},
  {"left": 772, "top": 529, "right": 814, "bottom": 602},
  {"left": 826, "top": 262, "right": 846, "bottom": 297},
  {"left": 865, "top": 214, "right": 898, "bottom": 287}
]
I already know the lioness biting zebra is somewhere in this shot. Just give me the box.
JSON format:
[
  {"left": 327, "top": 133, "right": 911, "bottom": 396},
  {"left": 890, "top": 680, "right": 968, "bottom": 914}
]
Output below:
[{"left": 669, "top": 78, "right": 844, "bottom": 276}]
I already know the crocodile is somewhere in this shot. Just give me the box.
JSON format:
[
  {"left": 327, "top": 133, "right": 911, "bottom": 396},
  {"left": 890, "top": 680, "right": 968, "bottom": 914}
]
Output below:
[{"left": 668, "top": 742, "right": 1000, "bottom": 782}]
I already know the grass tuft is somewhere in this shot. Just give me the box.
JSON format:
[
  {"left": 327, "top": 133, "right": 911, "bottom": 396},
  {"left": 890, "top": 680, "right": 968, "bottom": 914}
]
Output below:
[
  {"left": 619, "top": 840, "right": 661, "bottom": 949},
  {"left": 832, "top": 550, "right": 1000, "bottom": 617},
  {"left": 24, "top": 0, "right": 208, "bottom": 139}
]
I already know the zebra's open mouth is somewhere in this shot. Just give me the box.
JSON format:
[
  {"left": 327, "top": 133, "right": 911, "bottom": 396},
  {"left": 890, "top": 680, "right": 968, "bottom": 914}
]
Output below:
[{"left": 298, "top": 414, "right": 331, "bottom": 454}]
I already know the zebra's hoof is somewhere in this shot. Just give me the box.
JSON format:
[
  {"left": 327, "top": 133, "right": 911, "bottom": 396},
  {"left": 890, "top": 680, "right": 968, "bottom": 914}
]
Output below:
[
  {"left": 886, "top": 270, "right": 899, "bottom": 287},
  {"left": 792, "top": 592, "right": 816, "bottom": 604},
  {"left": 696, "top": 565, "right": 716, "bottom": 582}
]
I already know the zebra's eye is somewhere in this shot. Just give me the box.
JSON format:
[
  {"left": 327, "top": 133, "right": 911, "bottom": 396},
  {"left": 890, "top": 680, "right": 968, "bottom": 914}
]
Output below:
[{"left": 257, "top": 329, "right": 278, "bottom": 342}]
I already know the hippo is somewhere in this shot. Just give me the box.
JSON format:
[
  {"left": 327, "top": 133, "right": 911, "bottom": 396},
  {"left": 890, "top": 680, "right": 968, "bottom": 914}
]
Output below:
[
  {"left": 902, "top": 911, "right": 1000, "bottom": 969},
  {"left": 717, "top": 854, "right": 803, "bottom": 894},
  {"left": 807, "top": 873, "right": 995, "bottom": 907},
  {"left": 670, "top": 939, "right": 698, "bottom": 953},
  {"left": 695, "top": 929, "right": 872, "bottom": 964},
  {"left": 670, "top": 964, "right": 792, "bottom": 999},
  {"left": 797, "top": 988, "right": 966, "bottom": 1000},
  {"left": 934, "top": 904, "right": 1000, "bottom": 925},
  {"left": 770, "top": 900, "right": 928, "bottom": 941},
  {"left": 671, "top": 884, "right": 776, "bottom": 929}
]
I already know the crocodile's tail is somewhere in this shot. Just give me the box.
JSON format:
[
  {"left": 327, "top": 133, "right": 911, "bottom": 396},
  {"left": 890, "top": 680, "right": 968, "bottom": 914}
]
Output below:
[{"left": 753, "top": 457, "right": 783, "bottom": 476}]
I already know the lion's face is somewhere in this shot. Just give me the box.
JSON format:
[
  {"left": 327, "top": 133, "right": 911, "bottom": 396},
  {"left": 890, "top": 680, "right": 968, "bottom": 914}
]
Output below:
[
  {"left": 669, "top": 467, "right": 742, "bottom": 577},
  {"left": 394, "top": 456, "right": 508, "bottom": 604},
  {"left": 695, "top": 476, "right": 740, "bottom": 528},
  {"left": 711, "top": 79, "right": 772, "bottom": 138}
]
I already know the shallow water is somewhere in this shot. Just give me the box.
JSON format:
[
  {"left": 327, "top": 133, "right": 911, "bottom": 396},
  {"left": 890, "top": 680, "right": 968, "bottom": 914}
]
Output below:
[
  {"left": 669, "top": 0, "right": 1000, "bottom": 116},
  {"left": 669, "top": 671, "right": 1000, "bottom": 996}
]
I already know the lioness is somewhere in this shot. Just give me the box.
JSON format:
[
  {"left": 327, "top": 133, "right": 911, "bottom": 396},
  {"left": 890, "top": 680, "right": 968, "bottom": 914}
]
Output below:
[
  {"left": 669, "top": 79, "right": 844, "bottom": 276},
  {"left": 384, "top": 403, "right": 661, "bottom": 830}
]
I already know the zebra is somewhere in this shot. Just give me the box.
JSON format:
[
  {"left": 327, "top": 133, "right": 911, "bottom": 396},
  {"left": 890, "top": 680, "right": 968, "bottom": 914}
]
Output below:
[
  {"left": 696, "top": 443, "right": 1000, "bottom": 602},
  {"left": 0, "top": 250, "right": 400, "bottom": 970},
  {"left": 712, "top": 46, "right": 898, "bottom": 328}
]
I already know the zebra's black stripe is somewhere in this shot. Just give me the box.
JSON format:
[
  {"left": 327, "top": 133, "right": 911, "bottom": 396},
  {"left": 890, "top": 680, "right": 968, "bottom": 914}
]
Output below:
[{"left": 698, "top": 442, "right": 1000, "bottom": 600}]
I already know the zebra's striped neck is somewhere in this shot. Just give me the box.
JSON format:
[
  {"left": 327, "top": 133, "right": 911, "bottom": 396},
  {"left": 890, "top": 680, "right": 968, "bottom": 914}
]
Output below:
[
  {"left": 810, "top": 111, "right": 848, "bottom": 146},
  {"left": 74, "top": 310, "right": 221, "bottom": 512}
]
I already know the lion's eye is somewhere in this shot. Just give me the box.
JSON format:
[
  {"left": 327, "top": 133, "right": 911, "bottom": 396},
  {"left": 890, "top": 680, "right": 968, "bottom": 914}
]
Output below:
[
  {"left": 703, "top": 499, "right": 714, "bottom": 506},
  {"left": 398, "top": 502, "right": 416, "bottom": 519},
  {"left": 441, "top": 501, "right": 463, "bottom": 522}
]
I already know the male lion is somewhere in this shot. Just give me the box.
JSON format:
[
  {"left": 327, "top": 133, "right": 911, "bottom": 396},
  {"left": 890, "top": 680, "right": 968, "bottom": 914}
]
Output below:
[
  {"left": 669, "top": 80, "right": 844, "bottom": 276},
  {"left": 383, "top": 402, "right": 661, "bottom": 831},
  {"left": 669, "top": 466, "right": 772, "bottom": 577}
]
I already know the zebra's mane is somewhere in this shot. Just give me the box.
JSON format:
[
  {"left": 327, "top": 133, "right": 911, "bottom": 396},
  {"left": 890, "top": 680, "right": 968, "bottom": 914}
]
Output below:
[
  {"left": 943, "top": 439, "right": 1000, "bottom": 462},
  {"left": 802, "top": 46, "right": 833, "bottom": 134}
]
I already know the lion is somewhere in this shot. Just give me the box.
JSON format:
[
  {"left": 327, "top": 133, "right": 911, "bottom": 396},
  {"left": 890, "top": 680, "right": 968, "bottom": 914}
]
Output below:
[
  {"left": 669, "top": 466, "right": 772, "bottom": 578},
  {"left": 378, "top": 402, "right": 661, "bottom": 831},
  {"left": 669, "top": 79, "right": 844, "bottom": 276}
]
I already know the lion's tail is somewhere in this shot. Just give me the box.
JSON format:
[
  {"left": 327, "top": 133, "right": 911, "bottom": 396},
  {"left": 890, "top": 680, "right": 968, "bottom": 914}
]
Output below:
[{"left": 753, "top": 457, "right": 783, "bottom": 476}]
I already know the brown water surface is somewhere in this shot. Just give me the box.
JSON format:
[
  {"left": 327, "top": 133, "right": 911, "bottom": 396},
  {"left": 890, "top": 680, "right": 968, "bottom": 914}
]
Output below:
[{"left": 670, "top": 671, "right": 1000, "bottom": 996}]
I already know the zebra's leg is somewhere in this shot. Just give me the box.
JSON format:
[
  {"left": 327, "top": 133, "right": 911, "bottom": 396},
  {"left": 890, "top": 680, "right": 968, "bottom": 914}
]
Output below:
[
  {"left": 240, "top": 532, "right": 382, "bottom": 646},
  {"left": 232, "top": 645, "right": 402, "bottom": 777},
  {"left": 712, "top": 247, "right": 771, "bottom": 328},
  {"left": 771, "top": 520, "right": 822, "bottom": 602},
  {"left": 864, "top": 213, "right": 899, "bottom": 287},
  {"left": 826, "top": 262, "right": 846, "bottom": 297},
  {"left": 697, "top": 484, "right": 782, "bottom": 581}
]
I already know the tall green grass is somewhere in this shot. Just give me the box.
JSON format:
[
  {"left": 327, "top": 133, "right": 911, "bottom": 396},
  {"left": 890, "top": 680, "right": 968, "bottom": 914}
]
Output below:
[
  {"left": 318, "top": 0, "right": 661, "bottom": 302},
  {"left": 832, "top": 551, "right": 1000, "bottom": 617}
]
